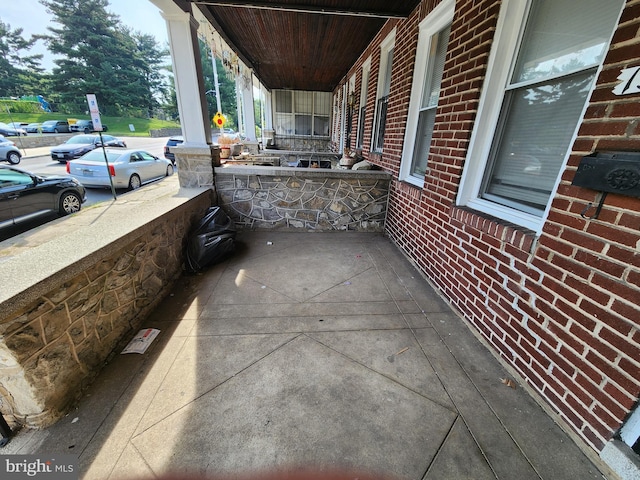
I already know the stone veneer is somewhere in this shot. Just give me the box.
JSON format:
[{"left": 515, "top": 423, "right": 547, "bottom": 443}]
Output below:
[
  {"left": 0, "top": 182, "right": 213, "bottom": 428},
  {"left": 173, "top": 144, "right": 220, "bottom": 188},
  {"left": 215, "top": 165, "right": 390, "bottom": 231}
]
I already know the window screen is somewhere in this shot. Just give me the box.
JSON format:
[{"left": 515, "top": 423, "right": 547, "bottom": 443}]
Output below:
[
  {"left": 410, "top": 24, "right": 450, "bottom": 178},
  {"left": 480, "top": 0, "right": 621, "bottom": 215}
]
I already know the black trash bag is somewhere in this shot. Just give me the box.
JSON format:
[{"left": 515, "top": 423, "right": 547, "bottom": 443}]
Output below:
[{"left": 185, "top": 206, "right": 237, "bottom": 273}]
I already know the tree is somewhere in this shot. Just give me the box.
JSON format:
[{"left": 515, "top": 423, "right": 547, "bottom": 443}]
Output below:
[
  {"left": 0, "top": 19, "right": 44, "bottom": 97},
  {"left": 39, "top": 0, "right": 167, "bottom": 116},
  {"left": 131, "top": 31, "right": 170, "bottom": 117}
]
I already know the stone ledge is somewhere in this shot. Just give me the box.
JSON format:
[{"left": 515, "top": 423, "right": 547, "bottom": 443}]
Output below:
[
  {"left": 215, "top": 164, "right": 391, "bottom": 180},
  {"left": 0, "top": 177, "right": 212, "bottom": 318}
]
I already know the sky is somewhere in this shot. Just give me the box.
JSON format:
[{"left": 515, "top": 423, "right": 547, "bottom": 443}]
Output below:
[{"left": 2, "top": 0, "right": 169, "bottom": 71}]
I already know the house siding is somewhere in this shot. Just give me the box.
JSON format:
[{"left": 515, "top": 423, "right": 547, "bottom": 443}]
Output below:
[{"left": 336, "top": 0, "right": 640, "bottom": 457}]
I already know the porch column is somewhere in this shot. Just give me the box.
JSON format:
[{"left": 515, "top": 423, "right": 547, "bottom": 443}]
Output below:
[
  {"left": 237, "top": 74, "right": 257, "bottom": 141},
  {"left": 152, "top": 0, "right": 216, "bottom": 188}
]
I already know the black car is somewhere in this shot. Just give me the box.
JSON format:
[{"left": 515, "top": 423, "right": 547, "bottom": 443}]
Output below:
[
  {"left": 70, "top": 119, "right": 109, "bottom": 134},
  {"left": 163, "top": 136, "right": 183, "bottom": 165},
  {"left": 0, "top": 165, "right": 86, "bottom": 232},
  {"left": 0, "top": 122, "right": 27, "bottom": 137},
  {"left": 50, "top": 134, "right": 127, "bottom": 163}
]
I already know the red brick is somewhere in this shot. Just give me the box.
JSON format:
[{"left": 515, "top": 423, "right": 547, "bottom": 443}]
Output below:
[
  {"left": 603, "top": 382, "right": 638, "bottom": 411},
  {"left": 586, "top": 351, "right": 639, "bottom": 396},
  {"left": 600, "top": 326, "right": 640, "bottom": 360},
  {"left": 573, "top": 250, "right": 626, "bottom": 278},
  {"left": 591, "top": 273, "right": 639, "bottom": 305},
  {"left": 610, "top": 300, "right": 639, "bottom": 328}
]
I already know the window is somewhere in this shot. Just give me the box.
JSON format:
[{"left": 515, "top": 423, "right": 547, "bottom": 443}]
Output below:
[
  {"left": 356, "top": 58, "right": 371, "bottom": 150},
  {"left": 400, "top": 0, "right": 454, "bottom": 186},
  {"left": 273, "top": 90, "right": 331, "bottom": 137},
  {"left": 372, "top": 30, "right": 395, "bottom": 153},
  {"left": 620, "top": 404, "right": 640, "bottom": 456},
  {"left": 457, "top": 0, "right": 624, "bottom": 232},
  {"left": 0, "top": 170, "right": 32, "bottom": 188}
]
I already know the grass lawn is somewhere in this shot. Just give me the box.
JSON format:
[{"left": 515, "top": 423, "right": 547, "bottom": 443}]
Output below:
[{"left": 0, "top": 113, "right": 180, "bottom": 137}]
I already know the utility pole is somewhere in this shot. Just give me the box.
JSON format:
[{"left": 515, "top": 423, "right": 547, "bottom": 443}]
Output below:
[{"left": 211, "top": 49, "right": 223, "bottom": 132}]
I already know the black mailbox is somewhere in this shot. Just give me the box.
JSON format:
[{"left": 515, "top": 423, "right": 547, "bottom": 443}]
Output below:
[{"left": 572, "top": 151, "right": 640, "bottom": 198}]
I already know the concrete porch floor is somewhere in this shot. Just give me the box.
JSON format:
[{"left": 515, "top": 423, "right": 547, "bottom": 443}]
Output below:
[{"left": 3, "top": 231, "right": 609, "bottom": 480}]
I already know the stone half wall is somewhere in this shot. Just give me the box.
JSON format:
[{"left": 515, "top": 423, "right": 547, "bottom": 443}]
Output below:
[
  {"left": 0, "top": 185, "right": 214, "bottom": 428},
  {"left": 215, "top": 166, "right": 390, "bottom": 231}
]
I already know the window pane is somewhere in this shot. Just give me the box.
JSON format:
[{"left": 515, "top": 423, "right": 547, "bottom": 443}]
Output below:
[
  {"left": 314, "top": 92, "right": 331, "bottom": 115},
  {"left": 411, "top": 107, "right": 437, "bottom": 177},
  {"left": 295, "top": 91, "right": 313, "bottom": 114},
  {"left": 374, "top": 95, "right": 388, "bottom": 151},
  {"left": 295, "top": 114, "right": 312, "bottom": 135},
  {"left": 275, "top": 113, "right": 293, "bottom": 135},
  {"left": 513, "top": 0, "right": 620, "bottom": 84},
  {"left": 481, "top": 71, "right": 594, "bottom": 213},
  {"left": 313, "top": 116, "right": 329, "bottom": 136},
  {"left": 356, "top": 106, "right": 366, "bottom": 149},
  {"left": 360, "top": 69, "right": 369, "bottom": 105},
  {"left": 275, "top": 91, "right": 292, "bottom": 113},
  {"left": 382, "top": 48, "right": 394, "bottom": 96},
  {"left": 421, "top": 25, "right": 450, "bottom": 109}
]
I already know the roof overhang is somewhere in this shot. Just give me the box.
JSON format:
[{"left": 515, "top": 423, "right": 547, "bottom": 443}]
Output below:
[{"left": 189, "top": 1, "right": 421, "bottom": 91}]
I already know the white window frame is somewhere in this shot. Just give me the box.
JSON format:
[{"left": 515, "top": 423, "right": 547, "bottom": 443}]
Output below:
[
  {"left": 400, "top": 0, "right": 454, "bottom": 187},
  {"left": 456, "top": 0, "right": 623, "bottom": 234},
  {"left": 620, "top": 405, "right": 640, "bottom": 453},
  {"left": 272, "top": 90, "right": 331, "bottom": 138},
  {"left": 371, "top": 28, "right": 396, "bottom": 153}
]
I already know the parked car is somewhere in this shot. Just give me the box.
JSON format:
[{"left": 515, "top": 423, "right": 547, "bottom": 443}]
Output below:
[
  {"left": 0, "top": 135, "right": 21, "bottom": 165},
  {"left": 163, "top": 136, "right": 183, "bottom": 164},
  {"left": 8, "top": 122, "right": 28, "bottom": 130},
  {"left": 70, "top": 119, "right": 108, "bottom": 134},
  {"left": 50, "top": 134, "right": 127, "bottom": 163},
  {"left": 40, "top": 120, "right": 70, "bottom": 133},
  {"left": 67, "top": 149, "right": 174, "bottom": 190},
  {"left": 0, "top": 122, "right": 27, "bottom": 137},
  {"left": 25, "top": 123, "right": 42, "bottom": 133},
  {"left": 0, "top": 165, "right": 86, "bottom": 232}
]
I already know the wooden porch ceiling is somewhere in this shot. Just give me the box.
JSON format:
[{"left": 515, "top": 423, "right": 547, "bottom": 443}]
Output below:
[{"left": 189, "top": 1, "right": 422, "bottom": 92}]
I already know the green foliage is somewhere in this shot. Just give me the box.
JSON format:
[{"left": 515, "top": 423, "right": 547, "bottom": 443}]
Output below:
[
  {"left": 0, "top": 19, "right": 44, "bottom": 97},
  {"left": 39, "top": 0, "right": 169, "bottom": 117},
  {"left": 0, "top": 111, "right": 180, "bottom": 136},
  {"left": 0, "top": 99, "right": 42, "bottom": 114}
]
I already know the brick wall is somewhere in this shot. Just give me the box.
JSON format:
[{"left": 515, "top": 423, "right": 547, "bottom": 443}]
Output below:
[
  {"left": 536, "top": 0, "right": 640, "bottom": 449},
  {"left": 338, "top": 0, "right": 640, "bottom": 455}
]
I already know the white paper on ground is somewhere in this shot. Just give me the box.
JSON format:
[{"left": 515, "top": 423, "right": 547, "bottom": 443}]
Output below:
[{"left": 121, "top": 328, "right": 160, "bottom": 354}]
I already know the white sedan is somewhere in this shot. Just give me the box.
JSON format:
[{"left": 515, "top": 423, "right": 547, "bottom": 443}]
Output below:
[{"left": 67, "top": 149, "right": 174, "bottom": 190}]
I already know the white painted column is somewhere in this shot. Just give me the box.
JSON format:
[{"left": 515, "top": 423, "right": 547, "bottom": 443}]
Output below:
[
  {"left": 239, "top": 74, "right": 257, "bottom": 141},
  {"left": 263, "top": 87, "right": 273, "bottom": 131},
  {"left": 152, "top": 0, "right": 211, "bottom": 146}
]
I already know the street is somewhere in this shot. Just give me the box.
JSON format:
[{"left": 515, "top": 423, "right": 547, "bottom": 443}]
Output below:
[
  {"left": 1, "top": 136, "right": 173, "bottom": 241},
  {"left": 17, "top": 136, "right": 170, "bottom": 207}
]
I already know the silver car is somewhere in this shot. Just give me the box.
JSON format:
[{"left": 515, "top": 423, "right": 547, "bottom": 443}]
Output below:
[
  {"left": 66, "top": 149, "right": 174, "bottom": 190},
  {"left": 0, "top": 135, "right": 21, "bottom": 164}
]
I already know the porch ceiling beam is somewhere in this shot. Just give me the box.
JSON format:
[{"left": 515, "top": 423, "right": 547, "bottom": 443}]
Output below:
[{"left": 193, "top": 1, "right": 410, "bottom": 19}]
